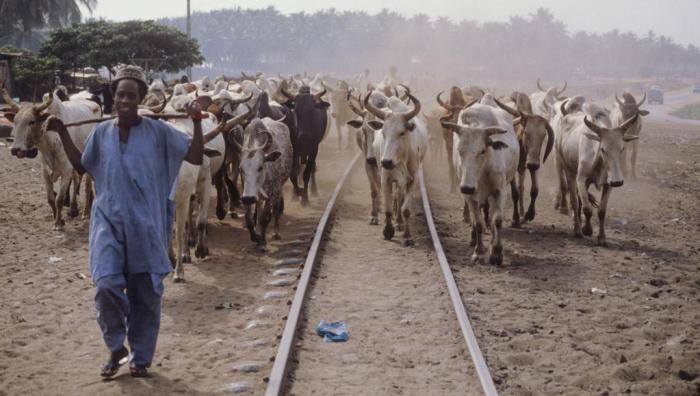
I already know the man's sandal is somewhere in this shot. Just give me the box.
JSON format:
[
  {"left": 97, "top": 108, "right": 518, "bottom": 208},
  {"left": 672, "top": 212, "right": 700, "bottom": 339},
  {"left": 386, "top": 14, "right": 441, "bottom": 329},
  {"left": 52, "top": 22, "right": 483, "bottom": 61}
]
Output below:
[
  {"left": 129, "top": 364, "right": 148, "bottom": 378},
  {"left": 100, "top": 346, "right": 129, "bottom": 378}
]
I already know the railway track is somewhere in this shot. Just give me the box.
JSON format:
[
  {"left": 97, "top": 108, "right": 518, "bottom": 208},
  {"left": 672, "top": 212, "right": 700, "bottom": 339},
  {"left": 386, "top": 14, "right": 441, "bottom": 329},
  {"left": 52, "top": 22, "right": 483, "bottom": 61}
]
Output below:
[{"left": 264, "top": 155, "right": 497, "bottom": 395}]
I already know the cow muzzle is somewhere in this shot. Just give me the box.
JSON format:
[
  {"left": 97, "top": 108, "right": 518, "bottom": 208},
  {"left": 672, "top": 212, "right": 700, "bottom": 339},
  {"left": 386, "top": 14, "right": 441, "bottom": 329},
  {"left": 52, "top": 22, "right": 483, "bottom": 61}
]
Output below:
[
  {"left": 460, "top": 186, "right": 476, "bottom": 195},
  {"left": 526, "top": 163, "right": 540, "bottom": 171},
  {"left": 366, "top": 157, "right": 377, "bottom": 166},
  {"left": 381, "top": 159, "right": 395, "bottom": 169},
  {"left": 241, "top": 196, "right": 257, "bottom": 205},
  {"left": 610, "top": 181, "right": 624, "bottom": 188},
  {"left": 11, "top": 148, "right": 38, "bottom": 159}
]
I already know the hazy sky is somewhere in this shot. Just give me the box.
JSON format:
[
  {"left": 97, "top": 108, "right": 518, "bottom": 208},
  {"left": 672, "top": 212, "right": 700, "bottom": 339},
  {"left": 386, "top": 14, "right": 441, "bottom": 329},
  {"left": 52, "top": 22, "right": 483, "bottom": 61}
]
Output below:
[{"left": 86, "top": 0, "right": 700, "bottom": 47}]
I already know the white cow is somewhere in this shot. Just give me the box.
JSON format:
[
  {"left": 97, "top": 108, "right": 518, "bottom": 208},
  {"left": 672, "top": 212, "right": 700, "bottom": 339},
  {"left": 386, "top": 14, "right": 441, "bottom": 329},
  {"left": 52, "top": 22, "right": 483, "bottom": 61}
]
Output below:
[
  {"left": 530, "top": 78, "right": 567, "bottom": 121},
  {"left": 363, "top": 90, "right": 427, "bottom": 246},
  {"left": 555, "top": 105, "right": 639, "bottom": 246},
  {"left": 611, "top": 92, "right": 648, "bottom": 179},
  {"left": 4, "top": 89, "right": 101, "bottom": 230},
  {"left": 441, "top": 94, "right": 520, "bottom": 265}
]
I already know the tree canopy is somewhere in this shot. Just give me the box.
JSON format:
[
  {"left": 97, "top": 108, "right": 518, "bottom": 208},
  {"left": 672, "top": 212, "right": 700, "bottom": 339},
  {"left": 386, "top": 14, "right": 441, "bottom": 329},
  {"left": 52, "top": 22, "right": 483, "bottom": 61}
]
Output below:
[
  {"left": 40, "top": 20, "right": 205, "bottom": 74},
  {"left": 0, "top": 0, "right": 96, "bottom": 51}
]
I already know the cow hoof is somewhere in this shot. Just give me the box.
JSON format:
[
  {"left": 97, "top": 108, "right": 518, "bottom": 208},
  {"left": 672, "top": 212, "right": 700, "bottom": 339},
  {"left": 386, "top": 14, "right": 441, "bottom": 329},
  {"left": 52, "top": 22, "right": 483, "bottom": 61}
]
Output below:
[
  {"left": 272, "top": 233, "right": 281, "bottom": 241},
  {"left": 510, "top": 221, "right": 520, "bottom": 229},
  {"left": 525, "top": 209, "right": 536, "bottom": 222},
  {"left": 68, "top": 208, "right": 79, "bottom": 218},
  {"left": 52, "top": 223, "right": 65, "bottom": 232},
  {"left": 301, "top": 199, "right": 310, "bottom": 207},
  {"left": 469, "top": 238, "right": 477, "bottom": 248},
  {"left": 582, "top": 224, "right": 593, "bottom": 236},
  {"left": 256, "top": 244, "right": 268, "bottom": 253},
  {"left": 488, "top": 252, "right": 503, "bottom": 266},
  {"left": 182, "top": 255, "right": 192, "bottom": 264},
  {"left": 396, "top": 223, "right": 405, "bottom": 232},
  {"left": 383, "top": 225, "right": 395, "bottom": 240},
  {"left": 558, "top": 206, "right": 570, "bottom": 215},
  {"left": 229, "top": 211, "right": 239, "bottom": 219},
  {"left": 216, "top": 207, "right": 226, "bottom": 220},
  {"left": 470, "top": 254, "right": 481, "bottom": 264},
  {"left": 369, "top": 217, "right": 379, "bottom": 225},
  {"left": 173, "top": 276, "right": 186, "bottom": 283},
  {"left": 573, "top": 230, "right": 583, "bottom": 238},
  {"left": 597, "top": 237, "right": 608, "bottom": 247},
  {"left": 195, "top": 246, "right": 209, "bottom": 259},
  {"left": 402, "top": 239, "right": 414, "bottom": 247}
]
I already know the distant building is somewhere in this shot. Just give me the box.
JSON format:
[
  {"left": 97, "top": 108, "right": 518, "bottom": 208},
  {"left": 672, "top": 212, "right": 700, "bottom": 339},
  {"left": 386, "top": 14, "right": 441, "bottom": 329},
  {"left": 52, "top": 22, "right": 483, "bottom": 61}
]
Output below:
[{"left": 0, "top": 51, "right": 24, "bottom": 100}]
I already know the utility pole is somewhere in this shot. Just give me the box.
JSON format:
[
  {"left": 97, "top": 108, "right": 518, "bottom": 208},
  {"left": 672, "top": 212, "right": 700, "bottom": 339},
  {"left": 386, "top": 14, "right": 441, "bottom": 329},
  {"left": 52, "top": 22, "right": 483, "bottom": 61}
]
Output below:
[{"left": 186, "top": 0, "right": 192, "bottom": 80}]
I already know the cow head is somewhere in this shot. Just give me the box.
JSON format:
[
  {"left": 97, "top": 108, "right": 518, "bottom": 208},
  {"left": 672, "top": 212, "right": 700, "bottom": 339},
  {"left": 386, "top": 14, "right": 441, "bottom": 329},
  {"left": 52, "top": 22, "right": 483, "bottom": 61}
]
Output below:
[
  {"left": 346, "top": 93, "right": 381, "bottom": 165},
  {"left": 3, "top": 89, "right": 54, "bottom": 159},
  {"left": 437, "top": 89, "right": 479, "bottom": 124},
  {"left": 615, "top": 92, "right": 649, "bottom": 123},
  {"left": 495, "top": 98, "right": 553, "bottom": 169},
  {"left": 288, "top": 86, "right": 329, "bottom": 145},
  {"left": 441, "top": 121, "right": 509, "bottom": 195},
  {"left": 239, "top": 119, "right": 282, "bottom": 205},
  {"left": 583, "top": 113, "right": 640, "bottom": 187},
  {"left": 364, "top": 90, "right": 420, "bottom": 170}
]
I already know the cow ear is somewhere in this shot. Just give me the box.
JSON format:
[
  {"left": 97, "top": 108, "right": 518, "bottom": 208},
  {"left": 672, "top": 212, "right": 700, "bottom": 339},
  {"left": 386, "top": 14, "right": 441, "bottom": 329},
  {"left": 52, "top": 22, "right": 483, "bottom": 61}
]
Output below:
[
  {"left": 265, "top": 150, "right": 282, "bottom": 162},
  {"left": 4, "top": 112, "right": 15, "bottom": 123},
  {"left": 346, "top": 119, "right": 363, "bottom": 129},
  {"left": 489, "top": 141, "right": 509, "bottom": 150},
  {"left": 583, "top": 131, "right": 600, "bottom": 141},
  {"left": 623, "top": 134, "right": 639, "bottom": 142},
  {"left": 37, "top": 113, "right": 50, "bottom": 125},
  {"left": 405, "top": 121, "right": 415, "bottom": 131},
  {"left": 204, "top": 148, "right": 222, "bottom": 157},
  {"left": 367, "top": 120, "right": 383, "bottom": 130},
  {"left": 638, "top": 110, "right": 649, "bottom": 116},
  {"left": 317, "top": 101, "right": 330, "bottom": 109}
]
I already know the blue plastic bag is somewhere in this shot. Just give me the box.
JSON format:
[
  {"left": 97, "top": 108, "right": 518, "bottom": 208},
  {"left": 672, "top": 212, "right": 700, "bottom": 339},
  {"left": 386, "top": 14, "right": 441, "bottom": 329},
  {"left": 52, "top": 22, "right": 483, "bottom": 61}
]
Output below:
[{"left": 315, "top": 320, "right": 349, "bottom": 342}]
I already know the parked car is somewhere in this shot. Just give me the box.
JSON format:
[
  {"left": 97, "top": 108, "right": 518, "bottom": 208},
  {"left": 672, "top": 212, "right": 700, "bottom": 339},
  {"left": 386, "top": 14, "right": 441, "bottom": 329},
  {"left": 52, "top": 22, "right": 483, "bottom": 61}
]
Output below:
[{"left": 648, "top": 87, "right": 664, "bottom": 104}]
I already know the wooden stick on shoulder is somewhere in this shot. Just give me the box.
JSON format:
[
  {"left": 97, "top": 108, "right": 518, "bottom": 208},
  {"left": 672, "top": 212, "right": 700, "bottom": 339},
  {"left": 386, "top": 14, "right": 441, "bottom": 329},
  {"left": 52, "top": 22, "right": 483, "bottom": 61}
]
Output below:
[{"left": 62, "top": 113, "right": 206, "bottom": 128}]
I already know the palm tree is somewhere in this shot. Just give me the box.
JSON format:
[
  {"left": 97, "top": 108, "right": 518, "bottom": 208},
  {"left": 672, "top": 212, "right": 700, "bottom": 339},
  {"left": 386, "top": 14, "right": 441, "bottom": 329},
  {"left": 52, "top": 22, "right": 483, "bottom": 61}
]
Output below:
[{"left": 0, "top": 0, "right": 96, "bottom": 51}]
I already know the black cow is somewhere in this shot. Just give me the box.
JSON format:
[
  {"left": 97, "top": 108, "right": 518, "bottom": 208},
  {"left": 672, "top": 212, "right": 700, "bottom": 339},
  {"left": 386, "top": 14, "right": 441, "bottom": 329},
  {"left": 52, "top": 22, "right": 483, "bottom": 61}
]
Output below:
[
  {"left": 258, "top": 91, "right": 300, "bottom": 197},
  {"left": 281, "top": 85, "right": 329, "bottom": 206}
]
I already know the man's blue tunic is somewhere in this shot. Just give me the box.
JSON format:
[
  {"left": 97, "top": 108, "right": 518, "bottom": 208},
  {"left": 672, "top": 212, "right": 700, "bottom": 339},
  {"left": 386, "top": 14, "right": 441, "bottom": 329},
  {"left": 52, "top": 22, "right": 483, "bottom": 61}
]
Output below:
[{"left": 81, "top": 117, "right": 191, "bottom": 280}]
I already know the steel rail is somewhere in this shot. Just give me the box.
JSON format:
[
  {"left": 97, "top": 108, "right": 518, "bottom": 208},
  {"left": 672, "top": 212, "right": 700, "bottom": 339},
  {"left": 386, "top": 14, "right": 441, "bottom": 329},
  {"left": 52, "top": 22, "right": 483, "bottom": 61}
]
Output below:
[
  {"left": 265, "top": 151, "right": 361, "bottom": 396},
  {"left": 418, "top": 166, "right": 499, "bottom": 396}
]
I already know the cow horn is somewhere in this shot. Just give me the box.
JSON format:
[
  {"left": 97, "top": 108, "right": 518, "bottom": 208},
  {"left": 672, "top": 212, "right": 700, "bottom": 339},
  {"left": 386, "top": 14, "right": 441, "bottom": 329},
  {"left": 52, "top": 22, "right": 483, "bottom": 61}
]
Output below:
[
  {"left": 281, "top": 85, "right": 297, "bottom": 102},
  {"left": 313, "top": 88, "right": 327, "bottom": 101},
  {"left": 1, "top": 87, "right": 20, "bottom": 112},
  {"left": 347, "top": 93, "right": 366, "bottom": 117},
  {"left": 560, "top": 100, "right": 569, "bottom": 117},
  {"left": 230, "top": 91, "right": 253, "bottom": 105},
  {"left": 145, "top": 91, "right": 168, "bottom": 113},
  {"left": 619, "top": 113, "right": 639, "bottom": 132},
  {"left": 583, "top": 116, "right": 603, "bottom": 135},
  {"left": 615, "top": 93, "right": 624, "bottom": 107},
  {"left": 494, "top": 97, "right": 521, "bottom": 118},
  {"left": 536, "top": 77, "right": 545, "bottom": 92},
  {"left": 636, "top": 92, "right": 646, "bottom": 107},
  {"left": 241, "top": 71, "right": 253, "bottom": 80},
  {"left": 403, "top": 93, "right": 421, "bottom": 121},
  {"left": 204, "top": 105, "right": 253, "bottom": 143},
  {"left": 34, "top": 92, "right": 53, "bottom": 113},
  {"left": 556, "top": 81, "right": 567, "bottom": 96},
  {"left": 363, "top": 92, "right": 386, "bottom": 120},
  {"left": 543, "top": 121, "right": 554, "bottom": 164},
  {"left": 260, "top": 130, "right": 274, "bottom": 152},
  {"left": 436, "top": 91, "right": 458, "bottom": 112},
  {"left": 464, "top": 97, "right": 479, "bottom": 109}
]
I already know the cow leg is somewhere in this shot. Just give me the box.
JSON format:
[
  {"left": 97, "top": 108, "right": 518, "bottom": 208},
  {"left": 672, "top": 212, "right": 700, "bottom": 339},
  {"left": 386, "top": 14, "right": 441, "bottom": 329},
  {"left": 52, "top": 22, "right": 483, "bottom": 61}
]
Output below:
[
  {"left": 555, "top": 153, "right": 570, "bottom": 214},
  {"left": 335, "top": 120, "right": 343, "bottom": 151},
  {"left": 82, "top": 175, "right": 94, "bottom": 219},
  {"left": 630, "top": 140, "right": 639, "bottom": 180},
  {"left": 462, "top": 199, "right": 470, "bottom": 223},
  {"left": 225, "top": 161, "right": 241, "bottom": 218},
  {"left": 565, "top": 171, "right": 582, "bottom": 237},
  {"left": 213, "top": 167, "right": 226, "bottom": 220},
  {"left": 195, "top": 173, "right": 212, "bottom": 259},
  {"left": 68, "top": 172, "right": 81, "bottom": 218},
  {"left": 510, "top": 180, "right": 520, "bottom": 228},
  {"left": 63, "top": 177, "right": 72, "bottom": 207},
  {"left": 621, "top": 146, "right": 629, "bottom": 178},
  {"left": 256, "top": 200, "right": 271, "bottom": 251},
  {"left": 53, "top": 175, "right": 71, "bottom": 231},
  {"left": 187, "top": 196, "right": 197, "bottom": 249},
  {"left": 443, "top": 130, "right": 456, "bottom": 193},
  {"left": 469, "top": 200, "right": 486, "bottom": 263},
  {"left": 43, "top": 166, "right": 57, "bottom": 219},
  {"left": 366, "top": 163, "right": 380, "bottom": 225},
  {"left": 310, "top": 150, "right": 319, "bottom": 197},
  {"left": 517, "top": 170, "right": 526, "bottom": 219},
  {"left": 401, "top": 179, "right": 414, "bottom": 246},
  {"left": 489, "top": 191, "right": 505, "bottom": 266},
  {"left": 577, "top": 178, "right": 594, "bottom": 237},
  {"left": 382, "top": 173, "right": 395, "bottom": 240},
  {"left": 290, "top": 149, "right": 302, "bottom": 199},
  {"left": 173, "top": 195, "right": 189, "bottom": 283},
  {"left": 596, "top": 184, "right": 612, "bottom": 246},
  {"left": 394, "top": 185, "right": 404, "bottom": 231},
  {"left": 244, "top": 204, "right": 259, "bottom": 243},
  {"left": 525, "top": 169, "right": 539, "bottom": 222},
  {"left": 272, "top": 195, "right": 284, "bottom": 240}
]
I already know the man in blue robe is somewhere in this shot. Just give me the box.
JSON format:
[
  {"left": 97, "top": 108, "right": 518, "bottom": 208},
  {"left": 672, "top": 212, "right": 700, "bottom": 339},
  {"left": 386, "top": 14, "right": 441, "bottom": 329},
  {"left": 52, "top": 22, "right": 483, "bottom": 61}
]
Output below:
[{"left": 48, "top": 66, "right": 205, "bottom": 378}]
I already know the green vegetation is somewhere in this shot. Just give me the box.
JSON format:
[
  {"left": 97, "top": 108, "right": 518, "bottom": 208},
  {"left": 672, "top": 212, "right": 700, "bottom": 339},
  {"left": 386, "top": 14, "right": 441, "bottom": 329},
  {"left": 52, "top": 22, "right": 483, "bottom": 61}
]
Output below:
[{"left": 671, "top": 103, "right": 700, "bottom": 121}]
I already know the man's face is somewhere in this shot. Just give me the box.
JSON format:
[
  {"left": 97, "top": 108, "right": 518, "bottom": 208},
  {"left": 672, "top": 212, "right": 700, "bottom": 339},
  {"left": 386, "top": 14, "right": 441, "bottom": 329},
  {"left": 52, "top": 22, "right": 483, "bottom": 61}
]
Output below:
[{"left": 114, "top": 79, "right": 141, "bottom": 118}]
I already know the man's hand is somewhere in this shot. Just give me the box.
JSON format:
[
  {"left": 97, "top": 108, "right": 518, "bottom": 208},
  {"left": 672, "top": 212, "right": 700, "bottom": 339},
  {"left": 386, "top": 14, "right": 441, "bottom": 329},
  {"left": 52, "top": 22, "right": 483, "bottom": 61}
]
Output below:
[{"left": 185, "top": 101, "right": 204, "bottom": 121}]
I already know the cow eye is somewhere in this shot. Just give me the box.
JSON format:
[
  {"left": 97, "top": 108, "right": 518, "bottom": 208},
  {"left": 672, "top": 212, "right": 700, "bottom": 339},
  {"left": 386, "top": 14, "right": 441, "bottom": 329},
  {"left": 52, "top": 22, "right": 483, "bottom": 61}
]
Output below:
[
  {"left": 28, "top": 121, "right": 35, "bottom": 126},
  {"left": 258, "top": 166, "right": 263, "bottom": 172},
  {"left": 400, "top": 132, "right": 405, "bottom": 137},
  {"left": 480, "top": 149, "right": 486, "bottom": 154},
  {"left": 601, "top": 148, "right": 606, "bottom": 154}
]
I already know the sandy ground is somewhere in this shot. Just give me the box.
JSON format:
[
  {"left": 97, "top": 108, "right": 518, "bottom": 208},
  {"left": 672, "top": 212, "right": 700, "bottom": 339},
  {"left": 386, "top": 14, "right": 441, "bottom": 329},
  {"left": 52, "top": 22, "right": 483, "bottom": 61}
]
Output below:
[
  {"left": 425, "top": 119, "right": 700, "bottom": 395},
  {"left": 0, "top": 135, "right": 355, "bottom": 396},
  {"left": 286, "top": 164, "right": 477, "bottom": 395}
]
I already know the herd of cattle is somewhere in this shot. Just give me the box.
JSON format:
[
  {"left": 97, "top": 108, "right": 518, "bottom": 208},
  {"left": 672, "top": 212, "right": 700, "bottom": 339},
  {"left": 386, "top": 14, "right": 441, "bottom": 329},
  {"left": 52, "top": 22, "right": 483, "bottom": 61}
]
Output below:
[{"left": 0, "top": 71, "right": 649, "bottom": 279}]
